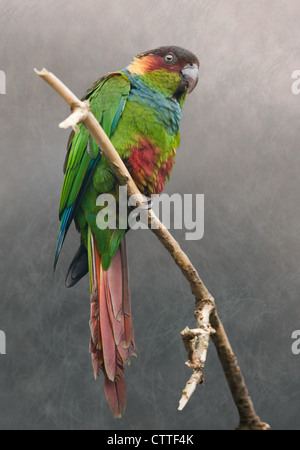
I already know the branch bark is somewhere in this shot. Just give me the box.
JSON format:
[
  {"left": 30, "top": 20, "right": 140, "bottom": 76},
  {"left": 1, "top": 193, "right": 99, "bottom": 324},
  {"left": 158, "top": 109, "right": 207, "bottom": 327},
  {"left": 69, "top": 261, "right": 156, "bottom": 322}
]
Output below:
[{"left": 35, "top": 68, "right": 270, "bottom": 430}]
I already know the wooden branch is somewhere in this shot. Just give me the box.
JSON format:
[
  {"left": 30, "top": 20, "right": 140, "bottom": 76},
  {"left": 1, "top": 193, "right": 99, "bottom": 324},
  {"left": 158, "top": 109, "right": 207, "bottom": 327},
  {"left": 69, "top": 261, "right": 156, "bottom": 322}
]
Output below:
[
  {"left": 35, "top": 68, "right": 270, "bottom": 430},
  {"left": 178, "top": 300, "right": 215, "bottom": 411}
]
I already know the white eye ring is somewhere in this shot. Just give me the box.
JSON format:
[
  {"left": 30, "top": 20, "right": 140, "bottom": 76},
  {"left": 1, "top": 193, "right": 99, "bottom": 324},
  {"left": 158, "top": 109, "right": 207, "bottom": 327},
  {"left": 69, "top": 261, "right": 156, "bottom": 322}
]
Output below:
[{"left": 164, "top": 54, "right": 174, "bottom": 62}]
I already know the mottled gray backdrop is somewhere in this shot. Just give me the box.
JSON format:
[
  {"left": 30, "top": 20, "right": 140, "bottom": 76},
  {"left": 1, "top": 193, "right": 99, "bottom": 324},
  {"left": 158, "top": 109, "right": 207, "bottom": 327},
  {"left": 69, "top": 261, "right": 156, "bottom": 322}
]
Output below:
[{"left": 0, "top": 0, "right": 299, "bottom": 430}]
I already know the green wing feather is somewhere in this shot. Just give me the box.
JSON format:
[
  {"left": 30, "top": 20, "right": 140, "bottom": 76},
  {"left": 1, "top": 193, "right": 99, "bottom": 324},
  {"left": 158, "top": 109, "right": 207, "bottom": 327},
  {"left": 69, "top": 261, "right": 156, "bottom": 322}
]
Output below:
[
  {"left": 55, "top": 73, "right": 131, "bottom": 268},
  {"left": 59, "top": 73, "right": 130, "bottom": 217}
]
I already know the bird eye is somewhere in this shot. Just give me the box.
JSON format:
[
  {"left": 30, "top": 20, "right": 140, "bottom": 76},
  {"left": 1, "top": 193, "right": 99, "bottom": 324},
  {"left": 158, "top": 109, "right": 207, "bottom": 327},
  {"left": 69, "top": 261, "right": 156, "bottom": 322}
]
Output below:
[{"left": 164, "top": 53, "right": 174, "bottom": 63}]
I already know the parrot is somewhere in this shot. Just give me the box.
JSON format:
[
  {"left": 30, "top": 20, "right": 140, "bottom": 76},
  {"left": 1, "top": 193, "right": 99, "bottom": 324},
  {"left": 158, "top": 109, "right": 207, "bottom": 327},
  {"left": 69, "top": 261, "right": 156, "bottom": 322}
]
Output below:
[{"left": 54, "top": 46, "right": 199, "bottom": 418}]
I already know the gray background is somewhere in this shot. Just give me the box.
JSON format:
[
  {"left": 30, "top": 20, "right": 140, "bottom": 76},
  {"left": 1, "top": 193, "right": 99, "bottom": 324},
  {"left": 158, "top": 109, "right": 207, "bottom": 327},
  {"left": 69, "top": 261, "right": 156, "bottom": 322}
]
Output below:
[{"left": 0, "top": 0, "right": 299, "bottom": 430}]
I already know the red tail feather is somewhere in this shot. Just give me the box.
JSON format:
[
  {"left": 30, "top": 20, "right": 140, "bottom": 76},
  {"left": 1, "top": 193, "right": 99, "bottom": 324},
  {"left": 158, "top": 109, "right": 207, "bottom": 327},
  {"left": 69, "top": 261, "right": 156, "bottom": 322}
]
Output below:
[{"left": 89, "top": 235, "right": 136, "bottom": 417}]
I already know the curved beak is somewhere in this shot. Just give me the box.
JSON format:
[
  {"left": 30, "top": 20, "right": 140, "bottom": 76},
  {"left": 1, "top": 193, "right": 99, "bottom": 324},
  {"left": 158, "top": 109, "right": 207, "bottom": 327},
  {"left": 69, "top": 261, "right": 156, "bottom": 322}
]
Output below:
[{"left": 180, "top": 63, "right": 199, "bottom": 93}]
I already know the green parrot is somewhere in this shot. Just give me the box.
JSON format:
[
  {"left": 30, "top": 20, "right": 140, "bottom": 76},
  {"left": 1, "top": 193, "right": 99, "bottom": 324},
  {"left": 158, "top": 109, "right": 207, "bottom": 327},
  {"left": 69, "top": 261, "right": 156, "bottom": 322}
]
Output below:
[{"left": 55, "top": 46, "right": 199, "bottom": 417}]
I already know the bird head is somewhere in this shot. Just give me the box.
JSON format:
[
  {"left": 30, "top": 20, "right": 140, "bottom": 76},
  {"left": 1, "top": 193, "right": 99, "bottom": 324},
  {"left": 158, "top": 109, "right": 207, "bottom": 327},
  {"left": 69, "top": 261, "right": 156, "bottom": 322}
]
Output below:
[{"left": 126, "top": 46, "right": 199, "bottom": 101}]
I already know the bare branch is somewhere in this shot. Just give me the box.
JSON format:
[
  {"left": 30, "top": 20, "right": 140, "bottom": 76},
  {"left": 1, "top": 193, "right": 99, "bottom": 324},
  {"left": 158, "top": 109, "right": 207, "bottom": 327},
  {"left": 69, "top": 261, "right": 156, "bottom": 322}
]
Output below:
[{"left": 35, "top": 68, "right": 270, "bottom": 430}]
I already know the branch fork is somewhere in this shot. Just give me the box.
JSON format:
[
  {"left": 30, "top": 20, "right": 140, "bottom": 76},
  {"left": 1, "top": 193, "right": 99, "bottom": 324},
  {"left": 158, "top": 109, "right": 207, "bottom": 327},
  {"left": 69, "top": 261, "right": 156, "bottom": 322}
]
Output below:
[
  {"left": 59, "top": 100, "right": 90, "bottom": 132},
  {"left": 178, "top": 300, "right": 215, "bottom": 410}
]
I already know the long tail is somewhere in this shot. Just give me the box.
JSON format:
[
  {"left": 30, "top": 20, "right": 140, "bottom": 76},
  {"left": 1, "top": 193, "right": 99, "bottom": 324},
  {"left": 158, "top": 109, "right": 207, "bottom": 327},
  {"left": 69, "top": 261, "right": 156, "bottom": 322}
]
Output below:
[{"left": 88, "top": 229, "right": 136, "bottom": 418}]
